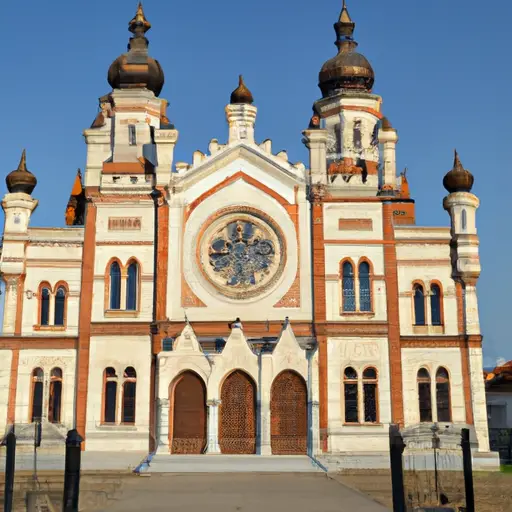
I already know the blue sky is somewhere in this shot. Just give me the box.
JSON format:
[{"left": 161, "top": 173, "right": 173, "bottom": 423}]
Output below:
[{"left": 1, "top": 0, "right": 510, "bottom": 366}]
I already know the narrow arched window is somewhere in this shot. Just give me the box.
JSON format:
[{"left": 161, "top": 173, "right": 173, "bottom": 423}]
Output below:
[
  {"left": 40, "top": 287, "right": 50, "bottom": 326},
  {"left": 54, "top": 286, "right": 66, "bottom": 326},
  {"left": 126, "top": 262, "right": 138, "bottom": 311},
  {"left": 359, "top": 261, "right": 371, "bottom": 312},
  {"left": 461, "top": 209, "right": 467, "bottom": 232},
  {"left": 413, "top": 284, "right": 426, "bottom": 326},
  {"left": 31, "top": 368, "right": 44, "bottom": 422},
  {"left": 342, "top": 261, "right": 356, "bottom": 312},
  {"left": 436, "top": 367, "right": 451, "bottom": 422},
  {"left": 122, "top": 367, "right": 137, "bottom": 424},
  {"left": 344, "top": 367, "right": 359, "bottom": 423},
  {"left": 109, "top": 262, "right": 121, "bottom": 310},
  {"left": 49, "top": 368, "right": 63, "bottom": 423},
  {"left": 363, "top": 367, "right": 378, "bottom": 423},
  {"left": 104, "top": 367, "right": 118, "bottom": 424},
  {"left": 417, "top": 368, "right": 432, "bottom": 422},
  {"left": 430, "top": 284, "right": 442, "bottom": 326}
]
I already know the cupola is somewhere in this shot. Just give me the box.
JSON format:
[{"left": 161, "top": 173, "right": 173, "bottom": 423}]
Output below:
[
  {"left": 443, "top": 150, "right": 474, "bottom": 194},
  {"left": 6, "top": 150, "right": 37, "bottom": 195},
  {"left": 107, "top": 3, "right": 164, "bottom": 96},
  {"left": 319, "top": 1, "right": 375, "bottom": 97},
  {"left": 230, "top": 75, "right": 254, "bottom": 105}
]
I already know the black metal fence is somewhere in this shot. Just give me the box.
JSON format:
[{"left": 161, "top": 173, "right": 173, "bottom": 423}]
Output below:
[
  {"left": 489, "top": 428, "right": 512, "bottom": 465},
  {"left": 389, "top": 425, "right": 475, "bottom": 512},
  {"left": 1, "top": 425, "right": 83, "bottom": 512}
]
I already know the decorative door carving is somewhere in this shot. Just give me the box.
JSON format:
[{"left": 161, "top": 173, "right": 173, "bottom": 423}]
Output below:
[
  {"left": 219, "top": 371, "right": 256, "bottom": 454},
  {"left": 271, "top": 371, "right": 308, "bottom": 454},
  {"left": 170, "top": 372, "right": 207, "bottom": 454}
]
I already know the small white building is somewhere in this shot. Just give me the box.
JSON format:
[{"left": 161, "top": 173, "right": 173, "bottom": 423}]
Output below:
[{"left": 0, "top": 3, "right": 495, "bottom": 466}]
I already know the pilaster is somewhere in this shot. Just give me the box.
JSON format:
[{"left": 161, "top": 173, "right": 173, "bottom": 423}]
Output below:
[
  {"left": 302, "top": 129, "right": 328, "bottom": 185},
  {"left": 259, "top": 353, "right": 272, "bottom": 455},
  {"left": 206, "top": 399, "right": 221, "bottom": 453}
]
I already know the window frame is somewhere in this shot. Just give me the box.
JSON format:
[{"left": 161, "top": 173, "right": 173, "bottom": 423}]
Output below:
[
  {"left": 362, "top": 366, "right": 379, "bottom": 424},
  {"left": 339, "top": 258, "right": 374, "bottom": 315},
  {"left": 430, "top": 282, "right": 444, "bottom": 327},
  {"left": 343, "top": 366, "right": 359, "bottom": 424},
  {"left": 38, "top": 282, "right": 52, "bottom": 327},
  {"left": 121, "top": 367, "right": 137, "bottom": 424},
  {"left": 417, "top": 367, "right": 433, "bottom": 423},
  {"left": 53, "top": 282, "right": 69, "bottom": 327},
  {"left": 435, "top": 366, "right": 452, "bottom": 423},
  {"left": 30, "top": 367, "right": 44, "bottom": 423},
  {"left": 102, "top": 367, "right": 118, "bottom": 425},
  {"left": 413, "top": 282, "right": 427, "bottom": 326}
]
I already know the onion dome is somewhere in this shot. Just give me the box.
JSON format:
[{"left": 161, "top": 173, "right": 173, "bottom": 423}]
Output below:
[
  {"left": 230, "top": 75, "right": 254, "bottom": 105},
  {"left": 381, "top": 117, "right": 394, "bottom": 131},
  {"left": 107, "top": 3, "right": 164, "bottom": 96},
  {"left": 319, "top": 1, "right": 375, "bottom": 97},
  {"left": 6, "top": 150, "right": 37, "bottom": 195},
  {"left": 443, "top": 150, "right": 474, "bottom": 194}
]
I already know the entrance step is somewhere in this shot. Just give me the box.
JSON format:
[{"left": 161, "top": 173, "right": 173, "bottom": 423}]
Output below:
[{"left": 148, "top": 455, "right": 321, "bottom": 473}]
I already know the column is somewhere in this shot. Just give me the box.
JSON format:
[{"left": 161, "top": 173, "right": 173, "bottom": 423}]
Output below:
[
  {"left": 158, "top": 398, "right": 170, "bottom": 450},
  {"left": 259, "top": 354, "right": 272, "bottom": 455},
  {"left": 310, "top": 401, "right": 320, "bottom": 457},
  {"left": 206, "top": 399, "right": 221, "bottom": 454},
  {"left": 3, "top": 276, "right": 20, "bottom": 335}
]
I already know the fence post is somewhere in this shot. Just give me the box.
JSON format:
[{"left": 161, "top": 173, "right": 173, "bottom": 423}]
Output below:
[
  {"left": 3, "top": 430, "right": 16, "bottom": 512},
  {"left": 461, "top": 428, "right": 475, "bottom": 512},
  {"left": 389, "top": 424, "right": 406, "bottom": 512},
  {"left": 62, "top": 429, "right": 83, "bottom": 512}
]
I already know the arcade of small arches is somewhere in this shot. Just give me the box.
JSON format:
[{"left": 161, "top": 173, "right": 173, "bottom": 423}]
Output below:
[
  {"left": 36, "top": 282, "right": 68, "bottom": 328},
  {"left": 163, "top": 369, "right": 309, "bottom": 456}
]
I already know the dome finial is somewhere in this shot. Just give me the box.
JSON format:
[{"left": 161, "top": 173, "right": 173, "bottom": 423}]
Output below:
[
  {"left": 443, "top": 149, "right": 474, "bottom": 194},
  {"left": 335, "top": 0, "right": 356, "bottom": 49},
  {"left": 6, "top": 149, "right": 37, "bottom": 195},
  {"left": 129, "top": 2, "right": 151, "bottom": 35},
  {"left": 230, "top": 75, "right": 254, "bottom": 105}
]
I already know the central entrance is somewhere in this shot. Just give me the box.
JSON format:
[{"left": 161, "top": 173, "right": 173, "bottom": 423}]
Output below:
[
  {"left": 219, "top": 370, "right": 256, "bottom": 454},
  {"left": 170, "top": 371, "right": 207, "bottom": 454}
]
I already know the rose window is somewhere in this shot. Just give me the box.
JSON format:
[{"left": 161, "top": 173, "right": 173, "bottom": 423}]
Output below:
[{"left": 198, "top": 210, "right": 285, "bottom": 300}]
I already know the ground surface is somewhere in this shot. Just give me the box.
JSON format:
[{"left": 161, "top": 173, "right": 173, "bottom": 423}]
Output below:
[{"left": 102, "top": 473, "right": 389, "bottom": 512}]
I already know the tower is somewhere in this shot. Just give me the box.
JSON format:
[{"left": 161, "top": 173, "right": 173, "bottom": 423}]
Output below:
[{"left": 1, "top": 151, "right": 38, "bottom": 334}]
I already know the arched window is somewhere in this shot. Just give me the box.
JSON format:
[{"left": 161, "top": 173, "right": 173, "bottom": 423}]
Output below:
[
  {"left": 430, "top": 284, "right": 442, "bottom": 326},
  {"left": 363, "top": 367, "right": 378, "bottom": 423},
  {"left": 40, "top": 287, "right": 50, "bottom": 326},
  {"left": 122, "top": 367, "right": 137, "bottom": 424},
  {"left": 31, "top": 368, "right": 44, "bottom": 422},
  {"left": 413, "top": 284, "right": 426, "bottom": 326},
  {"left": 49, "top": 368, "right": 63, "bottom": 423},
  {"left": 344, "top": 367, "right": 359, "bottom": 423},
  {"left": 461, "top": 209, "right": 467, "bottom": 232},
  {"left": 359, "top": 261, "right": 371, "bottom": 312},
  {"left": 417, "top": 368, "right": 432, "bottom": 422},
  {"left": 109, "top": 262, "right": 121, "bottom": 310},
  {"left": 54, "top": 286, "right": 66, "bottom": 326},
  {"left": 436, "top": 367, "right": 451, "bottom": 422},
  {"left": 103, "top": 367, "right": 118, "bottom": 424},
  {"left": 126, "top": 262, "right": 138, "bottom": 311},
  {"left": 342, "top": 261, "right": 356, "bottom": 312}
]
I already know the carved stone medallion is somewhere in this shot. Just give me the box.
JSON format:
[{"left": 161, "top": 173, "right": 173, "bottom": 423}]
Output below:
[{"left": 198, "top": 209, "right": 286, "bottom": 300}]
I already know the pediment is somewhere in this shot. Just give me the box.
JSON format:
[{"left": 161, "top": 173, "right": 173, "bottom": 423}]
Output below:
[
  {"left": 221, "top": 327, "right": 257, "bottom": 362},
  {"left": 174, "top": 144, "right": 306, "bottom": 192},
  {"left": 173, "top": 323, "right": 203, "bottom": 353}
]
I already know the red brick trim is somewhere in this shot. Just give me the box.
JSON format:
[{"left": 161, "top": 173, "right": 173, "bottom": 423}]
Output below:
[
  {"left": 6, "top": 348, "right": 19, "bottom": 424},
  {"left": 186, "top": 171, "right": 291, "bottom": 221},
  {"left": 90, "top": 322, "right": 151, "bottom": 336},
  {"left": 382, "top": 203, "right": 404, "bottom": 426},
  {"left": 0, "top": 337, "right": 78, "bottom": 349},
  {"left": 76, "top": 202, "right": 97, "bottom": 448},
  {"left": 338, "top": 218, "right": 373, "bottom": 231}
]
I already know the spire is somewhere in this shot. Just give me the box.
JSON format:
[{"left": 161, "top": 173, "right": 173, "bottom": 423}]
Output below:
[
  {"left": 335, "top": 0, "right": 357, "bottom": 52},
  {"left": 129, "top": 2, "right": 151, "bottom": 36},
  {"left": 6, "top": 149, "right": 37, "bottom": 195},
  {"left": 230, "top": 75, "right": 254, "bottom": 105},
  {"left": 443, "top": 149, "right": 474, "bottom": 194}
]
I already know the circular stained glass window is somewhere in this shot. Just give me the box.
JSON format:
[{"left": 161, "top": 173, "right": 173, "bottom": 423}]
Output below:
[{"left": 198, "top": 210, "right": 286, "bottom": 300}]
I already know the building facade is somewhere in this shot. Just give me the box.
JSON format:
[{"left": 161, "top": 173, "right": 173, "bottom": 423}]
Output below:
[{"left": 0, "top": 3, "right": 493, "bottom": 460}]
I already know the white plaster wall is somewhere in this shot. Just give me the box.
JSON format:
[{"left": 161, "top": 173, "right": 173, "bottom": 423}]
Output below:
[
  {"left": 85, "top": 336, "right": 151, "bottom": 451},
  {"left": 324, "top": 244, "right": 387, "bottom": 322},
  {"left": 323, "top": 203, "right": 383, "bottom": 241},
  {"left": 469, "top": 347, "right": 490, "bottom": 451},
  {"left": 95, "top": 204, "right": 155, "bottom": 243},
  {"left": 0, "top": 350, "right": 13, "bottom": 433},
  {"left": 401, "top": 347, "right": 465, "bottom": 426},
  {"left": 15, "top": 350, "right": 76, "bottom": 428},
  {"left": 327, "top": 337, "right": 391, "bottom": 452}
]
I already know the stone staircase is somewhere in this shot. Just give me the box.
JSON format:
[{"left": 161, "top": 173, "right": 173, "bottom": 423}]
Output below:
[
  {"left": 147, "top": 454, "right": 322, "bottom": 473},
  {"left": 13, "top": 422, "right": 66, "bottom": 455}
]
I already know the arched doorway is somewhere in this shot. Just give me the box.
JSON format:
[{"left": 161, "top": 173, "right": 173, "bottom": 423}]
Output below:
[
  {"left": 169, "top": 371, "right": 207, "bottom": 454},
  {"left": 271, "top": 371, "right": 308, "bottom": 454},
  {"left": 219, "top": 370, "right": 256, "bottom": 454}
]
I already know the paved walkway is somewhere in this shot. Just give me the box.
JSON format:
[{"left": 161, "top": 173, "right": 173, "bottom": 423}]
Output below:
[
  {"left": 148, "top": 454, "right": 321, "bottom": 473},
  {"left": 103, "top": 473, "right": 389, "bottom": 512}
]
